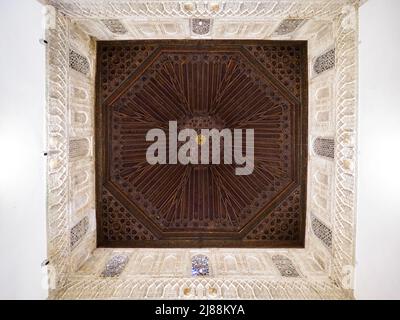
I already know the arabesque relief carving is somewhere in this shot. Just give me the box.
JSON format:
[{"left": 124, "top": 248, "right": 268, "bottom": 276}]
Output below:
[{"left": 44, "top": 0, "right": 360, "bottom": 299}]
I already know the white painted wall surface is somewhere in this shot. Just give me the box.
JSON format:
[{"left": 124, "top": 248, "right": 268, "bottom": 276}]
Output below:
[
  {"left": 0, "top": 0, "right": 399, "bottom": 300},
  {"left": 355, "top": 0, "right": 400, "bottom": 300},
  {"left": 0, "top": 1, "right": 48, "bottom": 299}
]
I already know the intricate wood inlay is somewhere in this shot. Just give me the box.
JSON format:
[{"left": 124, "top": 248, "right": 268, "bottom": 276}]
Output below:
[{"left": 96, "top": 40, "right": 308, "bottom": 247}]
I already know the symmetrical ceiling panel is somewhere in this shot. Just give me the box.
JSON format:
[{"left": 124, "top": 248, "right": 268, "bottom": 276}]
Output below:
[{"left": 96, "top": 40, "right": 308, "bottom": 247}]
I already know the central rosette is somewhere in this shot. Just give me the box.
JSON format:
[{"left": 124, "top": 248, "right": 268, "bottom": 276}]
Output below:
[{"left": 177, "top": 115, "right": 226, "bottom": 166}]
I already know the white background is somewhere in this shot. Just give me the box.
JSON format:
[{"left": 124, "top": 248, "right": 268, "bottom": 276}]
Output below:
[
  {"left": 0, "top": 0, "right": 47, "bottom": 299},
  {"left": 355, "top": 0, "right": 400, "bottom": 299},
  {"left": 0, "top": 0, "right": 399, "bottom": 299}
]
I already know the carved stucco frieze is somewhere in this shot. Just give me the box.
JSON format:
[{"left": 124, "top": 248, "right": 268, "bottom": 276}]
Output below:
[{"left": 44, "top": 1, "right": 359, "bottom": 299}]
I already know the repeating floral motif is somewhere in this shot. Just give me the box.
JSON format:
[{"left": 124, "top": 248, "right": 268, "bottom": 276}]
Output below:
[
  {"left": 49, "top": 1, "right": 361, "bottom": 19},
  {"left": 191, "top": 255, "right": 210, "bottom": 276},
  {"left": 245, "top": 187, "right": 302, "bottom": 242},
  {"left": 313, "top": 49, "right": 335, "bottom": 75},
  {"left": 245, "top": 44, "right": 305, "bottom": 99},
  {"left": 70, "top": 216, "right": 89, "bottom": 248},
  {"left": 101, "top": 254, "right": 129, "bottom": 277},
  {"left": 69, "top": 49, "right": 90, "bottom": 75},
  {"left": 191, "top": 18, "right": 211, "bottom": 35},
  {"left": 46, "top": 14, "right": 71, "bottom": 291},
  {"left": 331, "top": 10, "right": 358, "bottom": 288},
  {"left": 98, "top": 43, "right": 157, "bottom": 101},
  {"left": 46, "top": 11, "right": 97, "bottom": 295},
  {"left": 311, "top": 215, "right": 332, "bottom": 249},
  {"left": 271, "top": 254, "right": 300, "bottom": 277},
  {"left": 313, "top": 137, "right": 335, "bottom": 159},
  {"left": 100, "top": 189, "right": 157, "bottom": 242},
  {"left": 58, "top": 276, "right": 347, "bottom": 299},
  {"left": 56, "top": 248, "right": 348, "bottom": 299}
]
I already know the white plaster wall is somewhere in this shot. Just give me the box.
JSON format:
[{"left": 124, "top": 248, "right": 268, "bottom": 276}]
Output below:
[
  {"left": 356, "top": 0, "right": 400, "bottom": 300},
  {"left": 0, "top": 0, "right": 400, "bottom": 300},
  {"left": 0, "top": 0, "right": 48, "bottom": 299}
]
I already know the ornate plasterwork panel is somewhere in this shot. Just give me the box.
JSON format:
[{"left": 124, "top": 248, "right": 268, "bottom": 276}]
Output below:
[
  {"left": 46, "top": 13, "right": 71, "bottom": 290},
  {"left": 313, "top": 137, "right": 335, "bottom": 159},
  {"left": 191, "top": 18, "right": 212, "bottom": 35},
  {"left": 44, "top": 0, "right": 360, "bottom": 299},
  {"left": 45, "top": 12, "right": 97, "bottom": 293},
  {"left": 273, "top": 19, "right": 306, "bottom": 36},
  {"left": 48, "top": 0, "right": 360, "bottom": 20},
  {"left": 191, "top": 254, "right": 210, "bottom": 276},
  {"left": 46, "top": 1, "right": 360, "bottom": 41},
  {"left": 57, "top": 248, "right": 344, "bottom": 299},
  {"left": 101, "top": 254, "right": 130, "bottom": 277},
  {"left": 101, "top": 19, "right": 128, "bottom": 35},
  {"left": 313, "top": 48, "right": 336, "bottom": 75}
]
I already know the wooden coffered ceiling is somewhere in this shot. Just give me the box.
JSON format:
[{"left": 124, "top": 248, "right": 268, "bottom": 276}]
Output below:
[{"left": 96, "top": 40, "right": 308, "bottom": 247}]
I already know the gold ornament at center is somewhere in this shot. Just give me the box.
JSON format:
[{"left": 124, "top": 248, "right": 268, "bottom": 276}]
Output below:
[{"left": 195, "top": 134, "right": 206, "bottom": 145}]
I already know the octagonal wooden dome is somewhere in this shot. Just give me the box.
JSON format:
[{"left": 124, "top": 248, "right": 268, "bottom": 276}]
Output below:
[{"left": 96, "top": 40, "right": 308, "bottom": 247}]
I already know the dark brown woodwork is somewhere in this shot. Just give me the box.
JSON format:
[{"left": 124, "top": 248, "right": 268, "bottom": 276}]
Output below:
[{"left": 95, "top": 40, "right": 308, "bottom": 248}]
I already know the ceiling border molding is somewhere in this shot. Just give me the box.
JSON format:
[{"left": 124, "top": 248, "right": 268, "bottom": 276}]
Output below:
[{"left": 47, "top": 0, "right": 362, "bottom": 19}]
